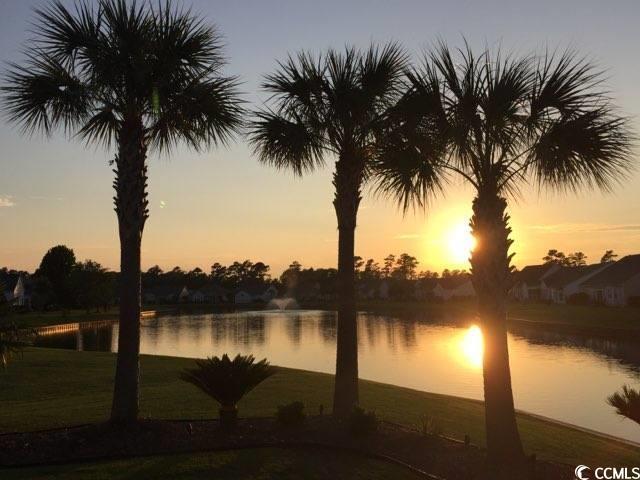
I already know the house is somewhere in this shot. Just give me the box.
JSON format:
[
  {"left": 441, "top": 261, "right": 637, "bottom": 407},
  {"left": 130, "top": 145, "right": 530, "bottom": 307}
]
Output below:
[
  {"left": 433, "top": 275, "right": 475, "bottom": 300},
  {"left": 414, "top": 278, "right": 439, "bottom": 300},
  {"left": 143, "top": 285, "right": 188, "bottom": 304},
  {"left": 580, "top": 255, "right": 640, "bottom": 306},
  {"left": 189, "top": 289, "right": 206, "bottom": 303},
  {"left": 378, "top": 279, "right": 390, "bottom": 299},
  {"left": 234, "top": 282, "right": 278, "bottom": 304},
  {"left": 510, "top": 264, "right": 560, "bottom": 301},
  {"left": 540, "top": 263, "right": 612, "bottom": 304},
  {"left": 1, "top": 272, "right": 31, "bottom": 308},
  {"left": 200, "top": 283, "right": 231, "bottom": 303}
]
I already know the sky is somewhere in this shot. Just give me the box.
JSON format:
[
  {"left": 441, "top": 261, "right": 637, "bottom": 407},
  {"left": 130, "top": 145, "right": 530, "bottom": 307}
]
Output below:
[{"left": 0, "top": 0, "right": 639, "bottom": 276}]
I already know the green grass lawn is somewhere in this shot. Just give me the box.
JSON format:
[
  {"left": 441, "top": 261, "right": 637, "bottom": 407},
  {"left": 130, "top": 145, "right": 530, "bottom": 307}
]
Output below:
[
  {"left": 0, "top": 348, "right": 638, "bottom": 468},
  {"left": 0, "top": 448, "right": 424, "bottom": 480},
  {"left": 507, "top": 303, "right": 640, "bottom": 331}
]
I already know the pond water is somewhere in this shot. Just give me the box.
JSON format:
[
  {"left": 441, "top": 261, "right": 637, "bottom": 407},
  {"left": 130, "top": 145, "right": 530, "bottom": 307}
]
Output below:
[{"left": 33, "top": 310, "right": 640, "bottom": 443}]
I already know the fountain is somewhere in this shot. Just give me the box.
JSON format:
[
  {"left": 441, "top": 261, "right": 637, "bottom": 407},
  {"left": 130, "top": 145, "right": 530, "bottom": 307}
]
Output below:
[{"left": 267, "top": 297, "right": 299, "bottom": 310}]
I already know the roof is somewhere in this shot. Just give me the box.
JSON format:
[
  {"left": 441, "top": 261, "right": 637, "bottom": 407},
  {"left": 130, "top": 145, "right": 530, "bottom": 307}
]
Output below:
[
  {"left": 198, "top": 284, "right": 229, "bottom": 296},
  {"left": 513, "top": 264, "right": 558, "bottom": 285},
  {"left": 581, "top": 255, "right": 640, "bottom": 288},
  {"left": 144, "top": 285, "right": 185, "bottom": 297},
  {"left": 437, "top": 275, "right": 472, "bottom": 290},
  {"left": 542, "top": 264, "right": 609, "bottom": 289},
  {"left": 0, "top": 272, "right": 21, "bottom": 293}
]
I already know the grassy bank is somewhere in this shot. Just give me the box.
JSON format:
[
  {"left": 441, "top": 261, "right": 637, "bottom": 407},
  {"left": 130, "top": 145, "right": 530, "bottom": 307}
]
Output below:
[
  {"left": 0, "top": 348, "right": 637, "bottom": 467},
  {"left": 1, "top": 448, "right": 424, "bottom": 480},
  {"left": 7, "top": 300, "right": 640, "bottom": 334}
]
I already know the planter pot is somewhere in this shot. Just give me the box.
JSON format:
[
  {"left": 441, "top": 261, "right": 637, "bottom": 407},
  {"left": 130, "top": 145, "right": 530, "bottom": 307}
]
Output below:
[{"left": 219, "top": 405, "right": 238, "bottom": 430}]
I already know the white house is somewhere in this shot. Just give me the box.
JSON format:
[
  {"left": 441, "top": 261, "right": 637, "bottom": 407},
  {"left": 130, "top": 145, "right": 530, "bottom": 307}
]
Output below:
[
  {"left": 2, "top": 273, "right": 30, "bottom": 308},
  {"left": 510, "top": 264, "right": 560, "bottom": 301},
  {"left": 580, "top": 255, "right": 640, "bottom": 306},
  {"left": 433, "top": 276, "right": 475, "bottom": 300},
  {"left": 234, "top": 283, "right": 278, "bottom": 304},
  {"left": 540, "top": 263, "right": 612, "bottom": 304}
]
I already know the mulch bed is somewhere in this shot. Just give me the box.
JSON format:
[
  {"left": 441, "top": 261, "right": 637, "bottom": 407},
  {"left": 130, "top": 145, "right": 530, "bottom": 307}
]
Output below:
[{"left": 0, "top": 417, "right": 574, "bottom": 479}]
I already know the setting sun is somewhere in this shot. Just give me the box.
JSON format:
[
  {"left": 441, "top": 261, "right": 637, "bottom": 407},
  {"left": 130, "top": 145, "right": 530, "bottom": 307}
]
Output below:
[{"left": 446, "top": 221, "right": 476, "bottom": 264}]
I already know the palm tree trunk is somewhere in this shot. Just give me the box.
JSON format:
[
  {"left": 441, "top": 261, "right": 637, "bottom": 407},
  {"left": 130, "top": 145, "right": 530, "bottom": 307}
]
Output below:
[
  {"left": 469, "top": 187, "right": 524, "bottom": 466},
  {"left": 111, "top": 116, "right": 148, "bottom": 424},
  {"left": 332, "top": 155, "right": 362, "bottom": 417}
]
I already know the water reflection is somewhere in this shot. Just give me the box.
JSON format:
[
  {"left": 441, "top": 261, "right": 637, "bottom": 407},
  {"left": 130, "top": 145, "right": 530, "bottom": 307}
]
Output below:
[
  {"left": 458, "top": 325, "right": 483, "bottom": 369},
  {"left": 32, "top": 310, "right": 640, "bottom": 443}
]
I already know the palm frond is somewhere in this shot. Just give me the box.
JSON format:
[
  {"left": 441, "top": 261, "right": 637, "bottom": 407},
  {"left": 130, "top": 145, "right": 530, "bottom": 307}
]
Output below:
[
  {"left": 180, "top": 354, "right": 276, "bottom": 407},
  {"left": 608, "top": 385, "right": 640, "bottom": 425},
  {"left": 249, "top": 111, "right": 325, "bottom": 176},
  {"left": 3, "top": 51, "right": 91, "bottom": 136},
  {"left": 531, "top": 106, "right": 633, "bottom": 192},
  {"left": 3, "top": 0, "right": 243, "bottom": 152}
]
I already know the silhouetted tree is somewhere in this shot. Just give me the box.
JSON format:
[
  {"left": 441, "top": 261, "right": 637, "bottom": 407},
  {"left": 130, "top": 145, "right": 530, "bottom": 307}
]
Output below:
[
  {"left": 600, "top": 250, "right": 618, "bottom": 263},
  {"left": 376, "top": 43, "right": 632, "bottom": 465},
  {"left": 250, "top": 44, "right": 408, "bottom": 416},
  {"left": 37, "top": 245, "right": 76, "bottom": 307},
  {"left": 70, "top": 260, "right": 116, "bottom": 312},
  {"left": 3, "top": 0, "right": 242, "bottom": 423},
  {"left": 565, "top": 252, "right": 587, "bottom": 267},
  {"left": 542, "top": 249, "right": 567, "bottom": 265},
  {"left": 362, "top": 259, "right": 381, "bottom": 280},
  {"left": 382, "top": 254, "right": 396, "bottom": 278},
  {"left": 392, "top": 253, "right": 419, "bottom": 280}
]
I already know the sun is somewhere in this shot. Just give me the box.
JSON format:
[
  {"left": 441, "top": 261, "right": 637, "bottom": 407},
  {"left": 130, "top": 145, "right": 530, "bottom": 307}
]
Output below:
[{"left": 447, "top": 221, "right": 476, "bottom": 264}]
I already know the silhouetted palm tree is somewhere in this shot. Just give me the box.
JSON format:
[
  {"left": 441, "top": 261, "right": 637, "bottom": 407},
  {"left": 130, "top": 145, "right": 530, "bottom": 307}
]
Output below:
[
  {"left": 608, "top": 385, "right": 640, "bottom": 425},
  {"left": 2, "top": 0, "right": 242, "bottom": 423},
  {"left": 249, "top": 44, "right": 409, "bottom": 416},
  {"left": 375, "top": 43, "right": 632, "bottom": 464}
]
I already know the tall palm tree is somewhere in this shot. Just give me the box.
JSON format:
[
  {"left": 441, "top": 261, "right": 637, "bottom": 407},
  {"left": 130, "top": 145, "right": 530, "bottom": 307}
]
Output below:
[
  {"left": 2, "top": 0, "right": 242, "bottom": 423},
  {"left": 375, "top": 43, "right": 633, "bottom": 464},
  {"left": 249, "top": 44, "right": 409, "bottom": 416}
]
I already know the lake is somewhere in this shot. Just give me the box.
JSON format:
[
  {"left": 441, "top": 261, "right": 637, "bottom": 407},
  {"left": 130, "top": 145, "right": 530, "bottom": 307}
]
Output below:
[{"left": 33, "top": 309, "right": 640, "bottom": 443}]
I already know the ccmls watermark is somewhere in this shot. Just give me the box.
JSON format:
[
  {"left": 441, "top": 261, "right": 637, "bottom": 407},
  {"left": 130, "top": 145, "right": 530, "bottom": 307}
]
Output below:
[{"left": 575, "top": 465, "right": 640, "bottom": 480}]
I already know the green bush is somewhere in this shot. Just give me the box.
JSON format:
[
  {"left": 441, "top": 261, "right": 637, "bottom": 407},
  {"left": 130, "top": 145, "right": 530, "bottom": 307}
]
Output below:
[
  {"left": 348, "top": 406, "right": 378, "bottom": 436},
  {"left": 276, "top": 401, "right": 306, "bottom": 427}
]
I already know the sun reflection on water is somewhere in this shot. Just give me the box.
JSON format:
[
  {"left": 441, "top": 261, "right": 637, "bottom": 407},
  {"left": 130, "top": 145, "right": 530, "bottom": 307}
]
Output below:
[{"left": 459, "top": 325, "right": 484, "bottom": 369}]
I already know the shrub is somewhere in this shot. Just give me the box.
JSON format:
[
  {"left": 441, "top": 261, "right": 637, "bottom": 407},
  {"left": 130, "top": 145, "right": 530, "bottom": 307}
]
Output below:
[
  {"left": 628, "top": 296, "right": 640, "bottom": 307},
  {"left": 567, "top": 292, "right": 591, "bottom": 305},
  {"left": 276, "top": 401, "right": 306, "bottom": 427},
  {"left": 608, "top": 385, "right": 640, "bottom": 425},
  {"left": 418, "top": 414, "right": 443, "bottom": 437},
  {"left": 348, "top": 406, "right": 378, "bottom": 436},
  {"left": 180, "top": 354, "right": 276, "bottom": 429}
]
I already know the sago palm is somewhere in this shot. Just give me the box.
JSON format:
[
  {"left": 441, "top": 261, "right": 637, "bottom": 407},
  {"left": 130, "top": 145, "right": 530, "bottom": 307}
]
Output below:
[
  {"left": 180, "top": 354, "right": 276, "bottom": 429},
  {"left": 608, "top": 385, "right": 640, "bottom": 426},
  {"left": 2, "top": 0, "right": 243, "bottom": 423},
  {"left": 375, "top": 43, "right": 633, "bottom": 464},
  {"left": 249, "top": 44, "right": 408, "bottom": 416}
]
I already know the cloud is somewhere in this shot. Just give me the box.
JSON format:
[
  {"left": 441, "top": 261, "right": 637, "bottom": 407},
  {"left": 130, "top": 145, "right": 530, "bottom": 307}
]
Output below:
[
  {"left": 0, "top": 196, "right": 15, "bottom": 207},
  {"left": 527, "top": 223, "right": 640, "bottom": 234}
]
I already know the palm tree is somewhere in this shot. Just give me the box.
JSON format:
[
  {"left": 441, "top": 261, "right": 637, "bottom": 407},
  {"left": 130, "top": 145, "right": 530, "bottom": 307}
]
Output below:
[
  {"left": 249, "top": 44, "right": 408, "bottom": 416},
  {"left": 2, "top": 0, "right": 242, "bottom": 423},
  {"left": 180, "top": 354, "right": 277, "bottom": 429},
  {"left": 608, "top": 385, "right": 640, "bottom": 425},
  {"left": 375, "top": 43, "right": 633, "bottom": 464}
]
